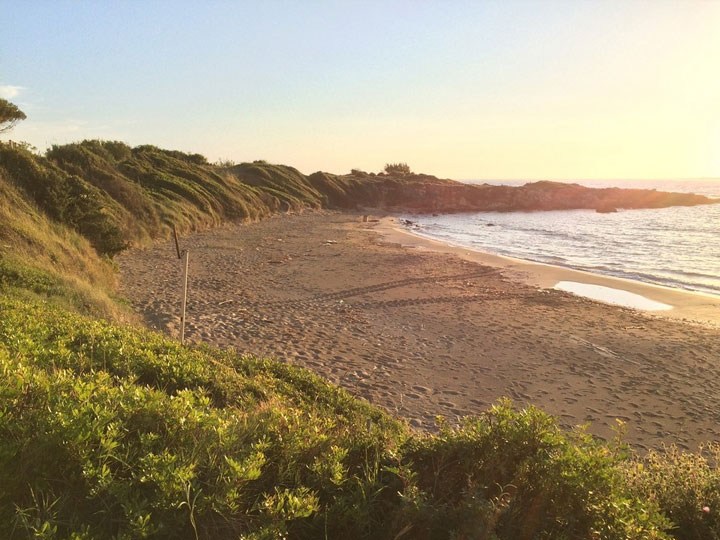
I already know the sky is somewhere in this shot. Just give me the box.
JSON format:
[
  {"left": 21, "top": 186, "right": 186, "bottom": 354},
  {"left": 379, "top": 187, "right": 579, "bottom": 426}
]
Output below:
[{"left": 2, "top": 0, "right": 719, "bottom": 180}]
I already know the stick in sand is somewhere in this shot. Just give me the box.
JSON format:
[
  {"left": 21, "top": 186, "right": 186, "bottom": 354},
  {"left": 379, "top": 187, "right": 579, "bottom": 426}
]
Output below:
[
  {"left": 180, "top": 250, "right": 189, "bottom": 344},
  {"left": 173, "top": 225, "right": 189, "bottom": 344}
]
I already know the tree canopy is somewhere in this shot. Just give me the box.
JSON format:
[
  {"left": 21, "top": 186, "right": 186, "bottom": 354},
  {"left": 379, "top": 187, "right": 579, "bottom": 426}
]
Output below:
[{"left": 0, "top": 99, "right": 27, "bottom": 133}]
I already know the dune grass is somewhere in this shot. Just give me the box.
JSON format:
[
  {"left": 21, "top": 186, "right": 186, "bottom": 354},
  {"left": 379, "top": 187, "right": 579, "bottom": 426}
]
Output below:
[
  {"left": 0, "top": 165, "right": 127, "bottom": 321},
  {"left": 0, "top": 140, "right": 350, "bottom": 318}
]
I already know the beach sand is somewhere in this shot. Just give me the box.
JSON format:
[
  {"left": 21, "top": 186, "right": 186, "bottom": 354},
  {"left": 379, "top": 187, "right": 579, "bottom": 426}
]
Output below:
[{"left": 117, "top": 211, "right": 720, "bottom": 452}]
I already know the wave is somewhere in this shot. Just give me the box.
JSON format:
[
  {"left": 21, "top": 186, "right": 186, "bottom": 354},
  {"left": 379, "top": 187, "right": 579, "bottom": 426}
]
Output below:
[{"left": 402, "top": 203, "right": 720, "bottom": 298}]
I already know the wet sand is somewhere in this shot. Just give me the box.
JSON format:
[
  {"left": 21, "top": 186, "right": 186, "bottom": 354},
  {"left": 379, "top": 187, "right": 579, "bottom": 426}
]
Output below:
[{"left": 117, "top": 211, "right": 720, "bottom": 452}]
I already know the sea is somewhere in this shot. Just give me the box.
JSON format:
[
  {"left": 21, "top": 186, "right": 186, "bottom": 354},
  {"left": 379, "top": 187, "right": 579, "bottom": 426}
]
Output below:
[{"left": 400, "top": 179, "right": 720, "bottom": 298}]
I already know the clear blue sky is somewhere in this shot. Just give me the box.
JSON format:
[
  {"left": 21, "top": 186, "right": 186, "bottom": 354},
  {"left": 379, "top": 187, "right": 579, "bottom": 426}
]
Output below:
[{"left": 2, "top": 0, "right": 719, "bottom": 179}]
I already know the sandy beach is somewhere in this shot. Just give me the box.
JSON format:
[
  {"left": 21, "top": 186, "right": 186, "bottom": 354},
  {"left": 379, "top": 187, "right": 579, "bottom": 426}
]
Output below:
[{"left": 118, "top": 211, "right": 720, "bottom": 452}]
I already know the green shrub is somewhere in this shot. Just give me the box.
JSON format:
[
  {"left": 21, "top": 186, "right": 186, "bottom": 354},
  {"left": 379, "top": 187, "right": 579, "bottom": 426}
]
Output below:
[
  {"left": 626, "top": 444, "right": 720, "bottom": 540},
  {"left": 0, "top": 258, "right": 65, "bottom": 297},
  {"left": 0, "top": 143, "right": 128, "bottom": 256},
  {"left": 395, "top": 403, "right": 671, "bottom": 539},
  {"left": 0, "top": 298, "right": 686, "bottom": 539},
  {"left": 0, "top": 298, "right": 407, "bottom": 539}
]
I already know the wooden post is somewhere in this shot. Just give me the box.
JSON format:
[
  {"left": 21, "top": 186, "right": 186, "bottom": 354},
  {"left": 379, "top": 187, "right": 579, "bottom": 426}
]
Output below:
[
  {"left": 180, "top": 249, "right": 189, "bottom": 344},
  {"left": 173, "top": 225, "right": 189, "bottom": 344},
  {"left": 173, "top": 225, "right": 182, "bottom": 259}
]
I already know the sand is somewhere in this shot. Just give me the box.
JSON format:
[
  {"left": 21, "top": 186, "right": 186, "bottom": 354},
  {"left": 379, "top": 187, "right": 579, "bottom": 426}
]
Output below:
[{"left": 117, "top": 211, "right": 720, "bottom": 452}]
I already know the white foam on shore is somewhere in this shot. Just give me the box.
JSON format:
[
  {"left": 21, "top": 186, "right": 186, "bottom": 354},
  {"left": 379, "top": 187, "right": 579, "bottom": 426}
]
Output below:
[{"left": 555, "top": 281, "right": 673, "bottom": 311}]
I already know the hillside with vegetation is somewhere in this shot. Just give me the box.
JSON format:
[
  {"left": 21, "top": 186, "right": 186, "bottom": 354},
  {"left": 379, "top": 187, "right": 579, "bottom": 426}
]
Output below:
[{"left": 1, "top": 101, "right": 719, "bottom": 538}]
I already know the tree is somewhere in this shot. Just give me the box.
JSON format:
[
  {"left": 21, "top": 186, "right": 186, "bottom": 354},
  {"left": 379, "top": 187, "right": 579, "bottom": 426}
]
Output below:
[
  {"left": 384, "top": 162, "right": 412, "bottom": 175},
  {"left": 0, "top": 98, "right": 27, "bottom": 133}
]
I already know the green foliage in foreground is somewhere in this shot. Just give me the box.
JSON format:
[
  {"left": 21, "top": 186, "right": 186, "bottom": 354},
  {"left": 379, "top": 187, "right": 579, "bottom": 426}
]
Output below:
[
  {"left": 0, "top": 298, "right": 403, "bottom": 539},
  {"left": 3, "top": 298, "right": 718, "bottom": 539},
  {"left": 625, "top": 445, "right": 720, "bottom": 540}
]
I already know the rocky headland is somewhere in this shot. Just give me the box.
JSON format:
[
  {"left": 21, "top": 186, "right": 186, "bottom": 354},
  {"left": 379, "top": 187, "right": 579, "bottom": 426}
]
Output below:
[{"left": 319, "top": 173, "right": 718, "bottom": 214}]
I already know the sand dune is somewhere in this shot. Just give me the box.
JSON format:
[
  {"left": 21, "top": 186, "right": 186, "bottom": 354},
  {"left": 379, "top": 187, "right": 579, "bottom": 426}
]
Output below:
[{"left": 118, "top": 211, "right": 720, "bottom": 452}]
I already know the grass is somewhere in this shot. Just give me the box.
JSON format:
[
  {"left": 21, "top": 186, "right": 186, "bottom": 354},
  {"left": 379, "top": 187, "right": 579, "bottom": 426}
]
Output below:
[
  {"left": 0, "top": 165, "right": 126, "bottom": 321},
  {"left": 0, "top": 140, "right": 354, "bottom": 317},
  {"left": 1, "top": 139, "right": 719, "bottom": 538}
]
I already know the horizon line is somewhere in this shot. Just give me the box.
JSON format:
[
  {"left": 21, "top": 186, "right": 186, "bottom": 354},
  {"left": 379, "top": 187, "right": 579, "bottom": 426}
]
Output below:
[{"left": 458, "top": 177, "right": 720, "bottom": 182}]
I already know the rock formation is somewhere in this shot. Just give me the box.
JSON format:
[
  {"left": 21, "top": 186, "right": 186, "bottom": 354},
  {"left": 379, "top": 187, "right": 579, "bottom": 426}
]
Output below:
[{"left": 321, "top": 174, "right": 718, "bottom": 214}]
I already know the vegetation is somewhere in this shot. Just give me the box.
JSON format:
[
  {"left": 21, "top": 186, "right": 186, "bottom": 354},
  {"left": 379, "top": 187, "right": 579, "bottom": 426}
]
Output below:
[
  {"left": 625, "top": 444, "right": 720, "bottom": 540},
  {"left": 0, "top": 298, "right": 405, "bottom": 539},
  {"left": 384, "top": 162, "right": 412, "bottom": 176},
  {"left": 0, "top": 298, "right": 682, "bottom": 539},
  {"left": 0, "top": 162, "right": 124, "bottom": 320},
  {"left": 0, "top": 99, "right": 718, "bottom": 537},
  {"left": 0, "top": 98, "right": 26, "bottom": 133}
]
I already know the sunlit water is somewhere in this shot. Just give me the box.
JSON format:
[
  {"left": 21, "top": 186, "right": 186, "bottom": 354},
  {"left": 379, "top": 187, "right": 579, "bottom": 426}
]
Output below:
[
  {"left": 554, "top": 281, "right": 672, "bottom": 311},
  {"left": 402, "top": 179, "right": 720, "bottom": 297}
]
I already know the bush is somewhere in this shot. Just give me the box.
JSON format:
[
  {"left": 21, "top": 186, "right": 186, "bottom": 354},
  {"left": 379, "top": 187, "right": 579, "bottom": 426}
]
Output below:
[
  {"left": 625, "top": 444, "right": 720, "bottom": 540},
  {"left": 214, "top": 158, "right": 237, "bottom": 168},
  {"left": 384, "top": 162, "right": 412, "bottom": 176},
  {"left": 0, "top": 298, "right": 407, "bottom": 539},
  {"left": 395, "top": 403, "right": 671, "bottom": 539}
]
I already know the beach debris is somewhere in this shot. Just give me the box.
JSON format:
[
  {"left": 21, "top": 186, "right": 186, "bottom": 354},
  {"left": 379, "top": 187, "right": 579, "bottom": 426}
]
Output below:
[{"left": 323, "top": 239, "right": 337, "bottom": 245}]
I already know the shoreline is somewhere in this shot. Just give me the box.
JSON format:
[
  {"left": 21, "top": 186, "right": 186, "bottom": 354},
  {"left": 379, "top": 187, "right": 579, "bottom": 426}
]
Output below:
[
  {"left": 376, "top": 216, "right": 720, "bottom": 327},
  {"left": 118, "top": 211, "right": 720, "bottom": 452}
]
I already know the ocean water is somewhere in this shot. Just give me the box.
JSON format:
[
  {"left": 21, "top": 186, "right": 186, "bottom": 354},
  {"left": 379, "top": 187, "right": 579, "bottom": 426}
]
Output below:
[{"left": 401, "top": 179, "right": 720, "bottom": 297}]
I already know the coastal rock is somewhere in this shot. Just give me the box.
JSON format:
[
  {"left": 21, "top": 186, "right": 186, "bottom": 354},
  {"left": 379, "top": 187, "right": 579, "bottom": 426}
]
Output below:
[{"left": 318, "top": 174, "right": 718, "bottom": 214}]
